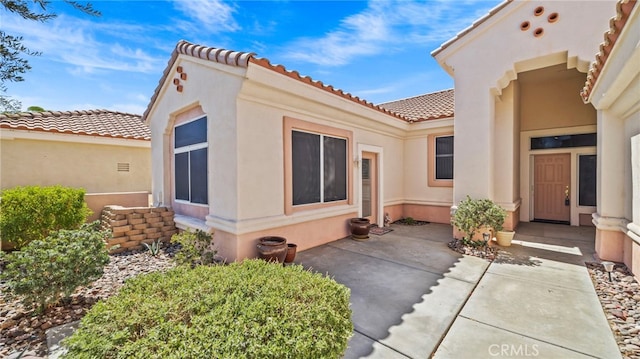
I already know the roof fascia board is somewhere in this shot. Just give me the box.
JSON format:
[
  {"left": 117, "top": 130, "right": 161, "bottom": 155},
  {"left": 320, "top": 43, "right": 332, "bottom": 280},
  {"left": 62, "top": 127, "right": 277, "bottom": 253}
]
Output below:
[
  {"left": 0, "top": 128, "right": 150, "bottom": 148},
  {"left": 589, "top": 2, "right": 640, "bottom": 109},
  {"left": 432, "top": 0, "right": 516, "bottom": 60}
]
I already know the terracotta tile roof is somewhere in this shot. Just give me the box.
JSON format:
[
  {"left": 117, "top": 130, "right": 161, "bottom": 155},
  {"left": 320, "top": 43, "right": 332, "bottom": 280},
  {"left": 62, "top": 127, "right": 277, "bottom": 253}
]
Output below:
[
  {"left": 581, "top": 0, "right": 637, "bottom": 103},
  {"left": 143, "top": 40, "right": 410, "bottom": 123},
  {"left": 0, "top": 110, "right": 150, "bottom": 141},
  {"left": 431, "top": 0, "right": 512, "bottom": 57},
  {"left": 377, "top": 89, "right": 454, "bottom": 122}
]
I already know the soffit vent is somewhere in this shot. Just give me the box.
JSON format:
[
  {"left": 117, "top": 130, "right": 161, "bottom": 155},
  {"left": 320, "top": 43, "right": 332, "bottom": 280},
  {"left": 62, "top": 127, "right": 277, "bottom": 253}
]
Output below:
[{"left": 117, "top": 163, "right": 130, "bottom": 172}]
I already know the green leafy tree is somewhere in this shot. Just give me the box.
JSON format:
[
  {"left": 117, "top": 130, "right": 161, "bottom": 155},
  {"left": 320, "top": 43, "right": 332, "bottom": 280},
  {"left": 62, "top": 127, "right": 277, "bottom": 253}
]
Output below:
[
  {"left": 0, "top": 0, "right": 100, "bottom": 87},
  {"left": 0, "top": 93, "right": 21, "bottom": 113},
  {"left": 26, "top": 105, "right": 45, "bottom": 112}
]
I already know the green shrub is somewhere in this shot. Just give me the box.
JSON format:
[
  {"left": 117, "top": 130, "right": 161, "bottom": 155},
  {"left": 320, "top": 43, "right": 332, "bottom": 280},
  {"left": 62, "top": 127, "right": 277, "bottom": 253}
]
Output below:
[
  {"left": 0, "top": 185, "right": 92, "bottom": 249},
  {"left": 62, "top": 260, "right": 353, "bottom": 358},
  {"left": 170, "top": 229, "right": 217, "bottom": 266},
  {"left": 0, "top": 222, "right": 110, "bottom": 312},
  {"left": 451, "top": 195, "right": 506, "bottom": 243}
]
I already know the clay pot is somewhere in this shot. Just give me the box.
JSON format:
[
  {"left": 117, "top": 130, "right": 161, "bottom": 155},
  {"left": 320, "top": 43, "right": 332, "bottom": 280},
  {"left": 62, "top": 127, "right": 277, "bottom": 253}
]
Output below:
[
  {"left": 350, "top": 218, "right": 371, "bottom": 241},
  {"left": 257, "top": 236, "right": 288, "bottom": 263},
  {"left": 284, "top": 243, "right": 297, "bottom": 264}
]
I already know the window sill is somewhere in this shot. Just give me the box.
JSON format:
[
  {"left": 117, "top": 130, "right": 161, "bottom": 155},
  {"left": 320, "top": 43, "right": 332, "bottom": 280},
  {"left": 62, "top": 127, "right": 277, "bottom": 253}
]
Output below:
[{"left": 174, "top": 214, "right": 211, "bottom": 233}]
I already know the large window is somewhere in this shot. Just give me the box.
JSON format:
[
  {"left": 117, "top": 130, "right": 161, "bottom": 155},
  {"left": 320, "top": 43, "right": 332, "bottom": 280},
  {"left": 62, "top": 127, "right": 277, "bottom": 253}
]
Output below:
[
  {"left": 292, "top": 130, "right": 347, "bottom": 206},
  {"left": 578, "top": 154, "right": 596, "bottom": 207},
  {"left": 174, "top": 117, "right": 208, "bottom": 205}
]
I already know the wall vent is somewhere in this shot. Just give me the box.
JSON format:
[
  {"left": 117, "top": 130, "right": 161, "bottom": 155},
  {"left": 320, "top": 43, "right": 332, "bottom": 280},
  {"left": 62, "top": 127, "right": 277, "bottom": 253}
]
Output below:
[{"left": 117, "top": 163, "right": 130, "bottom": 172}]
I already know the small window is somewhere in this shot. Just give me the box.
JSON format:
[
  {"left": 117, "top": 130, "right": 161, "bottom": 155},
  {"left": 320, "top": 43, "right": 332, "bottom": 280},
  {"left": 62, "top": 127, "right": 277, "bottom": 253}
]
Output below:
[
  {"left": 174, "top": 117, "right": 208, "bottom": 205},
  {"left": 435, "top": 135, "right": 454, "bottom": 180},
  {"left": 579, "top": 154, "right": 596, "bottom": 206}
]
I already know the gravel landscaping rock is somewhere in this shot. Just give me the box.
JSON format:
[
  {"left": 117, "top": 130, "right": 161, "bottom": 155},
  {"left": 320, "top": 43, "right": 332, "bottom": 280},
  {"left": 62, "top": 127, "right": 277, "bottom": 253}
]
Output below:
[
  {"left": 0, "top": 245, "right": 178, "bottom": 358},
  {"left": 587, "top": 262, "right": 640, "bottom": 359},
  {"left": 447, "top": 238, "right": 497, "bottom": 261}
]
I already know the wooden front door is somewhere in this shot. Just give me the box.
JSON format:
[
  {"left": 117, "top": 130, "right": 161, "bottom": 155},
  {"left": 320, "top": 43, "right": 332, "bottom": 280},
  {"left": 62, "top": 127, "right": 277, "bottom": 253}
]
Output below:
[
  {"left": 361, "top": 152, "right": 378, "bottom": 224},
  {"left": 534, "top": 153, "right": 571, "bottom": 224}
]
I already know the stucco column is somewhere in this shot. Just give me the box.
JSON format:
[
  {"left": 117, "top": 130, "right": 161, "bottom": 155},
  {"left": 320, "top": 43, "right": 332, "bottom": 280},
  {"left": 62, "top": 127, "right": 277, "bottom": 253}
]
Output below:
[
  {"left": 453, "top": 79, "right": 495, "bottom": 204},
  {"left": 594, "top": 109, "right": 627, "bottom": 261},
  {"left": 492, "top": 82, "right": 520, "bottom": 230}
]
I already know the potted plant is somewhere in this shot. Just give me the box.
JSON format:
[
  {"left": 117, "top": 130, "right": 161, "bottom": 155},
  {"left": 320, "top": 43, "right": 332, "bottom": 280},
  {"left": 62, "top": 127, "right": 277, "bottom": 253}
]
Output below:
[{"left": 451, "top": 196, "right": 506, "bottom": 246}]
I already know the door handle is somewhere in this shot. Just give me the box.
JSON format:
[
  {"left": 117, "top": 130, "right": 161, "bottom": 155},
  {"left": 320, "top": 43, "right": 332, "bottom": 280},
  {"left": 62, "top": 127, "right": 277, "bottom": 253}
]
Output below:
[{"left": 565, "top": 185, "right": 570, "bottom": 206}]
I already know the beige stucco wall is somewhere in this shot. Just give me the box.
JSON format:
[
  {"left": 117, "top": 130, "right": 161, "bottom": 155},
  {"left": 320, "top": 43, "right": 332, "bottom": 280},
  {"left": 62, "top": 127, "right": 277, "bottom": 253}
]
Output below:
[
  {"left": 434, "top": 0, "right": 615, "bottom": 207},
  {"left": 588, "top": 3, "right": 639, "bottom": 278},
  {"left": 402, "top": 122, "right": 455, "bottom": 221},
  {"left": 0, "top": 135, "right": 151, "bottom": 193},
  {"left": 520, "top": 66, "right": 596, "bottom": 131}
]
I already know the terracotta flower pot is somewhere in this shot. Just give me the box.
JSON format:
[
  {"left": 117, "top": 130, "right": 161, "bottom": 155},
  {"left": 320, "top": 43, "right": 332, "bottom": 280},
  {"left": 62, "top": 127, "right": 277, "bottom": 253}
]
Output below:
[
  {"left": 496, "top": 231, "right": 515, "bottom": 247},
  {"left": 350, "top": 218, "right": 371, "bottom": 241},
  {"left": 284, "top": 243, "right": 297, "bottom": 263},
  {"left": 257, "top": 236, "right": 288, "bottom": 263}
]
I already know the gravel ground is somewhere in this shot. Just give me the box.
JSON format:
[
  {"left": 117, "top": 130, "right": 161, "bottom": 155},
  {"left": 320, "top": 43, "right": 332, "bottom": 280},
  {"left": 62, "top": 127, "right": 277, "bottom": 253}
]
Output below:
[
  {"left": 0, "top": 246, "right": 178, "bottom": 358},
  {"left": 587, "top": 262, "right": 640, "bottom": 359}
]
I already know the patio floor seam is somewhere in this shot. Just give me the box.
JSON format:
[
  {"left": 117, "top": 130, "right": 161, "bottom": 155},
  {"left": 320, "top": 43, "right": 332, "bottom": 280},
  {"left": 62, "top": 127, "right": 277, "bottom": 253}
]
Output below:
[
  {"left": 429, "top": 257, "right": 492, "bottom": 357},
  {"left": 456, "top": 315, "right": 603, "bottom": 359}
]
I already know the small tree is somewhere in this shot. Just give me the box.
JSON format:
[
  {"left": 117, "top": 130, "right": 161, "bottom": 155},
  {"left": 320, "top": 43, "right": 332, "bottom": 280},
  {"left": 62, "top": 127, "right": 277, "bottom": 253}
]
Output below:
[
  {"left": 0, "top": 222, "right": 110, "bottom": 312},
  {"left": 171, "top": 229, "right": 218, "bottom": 266},
  {"left": 451, "top": 196, "right": 506, "bottom": 244}
]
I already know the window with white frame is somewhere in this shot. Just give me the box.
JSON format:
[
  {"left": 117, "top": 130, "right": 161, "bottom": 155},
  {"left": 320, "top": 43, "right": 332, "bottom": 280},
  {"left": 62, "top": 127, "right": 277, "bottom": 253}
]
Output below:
[
  {"left": 291, "top": 130, "right": 347, "bottom": 206},
  {"left": 174, "top": 117, "right": 208, "bottom": 205},
  {"left": 435, "top": 135, "right": 454, "bottom": 180}
]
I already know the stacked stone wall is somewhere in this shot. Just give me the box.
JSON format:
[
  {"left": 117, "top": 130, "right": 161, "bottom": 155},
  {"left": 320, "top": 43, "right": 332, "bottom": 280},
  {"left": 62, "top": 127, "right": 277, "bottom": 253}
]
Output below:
[{"left": 101, "top": 205, "right": 177, "bottom": 253}]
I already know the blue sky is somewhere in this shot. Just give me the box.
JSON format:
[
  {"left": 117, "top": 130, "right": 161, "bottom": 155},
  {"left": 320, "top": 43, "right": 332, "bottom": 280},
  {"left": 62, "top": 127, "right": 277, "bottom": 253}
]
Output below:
[{"left": 4, "top": 0, "right": 502, "bottom": 114}]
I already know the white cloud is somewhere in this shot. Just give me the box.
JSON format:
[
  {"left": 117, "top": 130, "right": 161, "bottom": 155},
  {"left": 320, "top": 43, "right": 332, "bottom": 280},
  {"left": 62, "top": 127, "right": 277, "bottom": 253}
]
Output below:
[
  {"left": 172, "top": 0, "right": 240, "bottom": 33},
  {"left": 282, "top": 0, "right": 497, "bottom": 66},
  {"left": 2, "top": 14, "right": 166, "bottom": 76}
]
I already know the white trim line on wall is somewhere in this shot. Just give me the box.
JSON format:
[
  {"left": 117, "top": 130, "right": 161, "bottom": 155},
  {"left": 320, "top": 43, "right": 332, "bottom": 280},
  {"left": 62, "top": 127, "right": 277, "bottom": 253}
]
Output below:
[{"left": 0, "top": 129, "right": 150, "bottom": 148}]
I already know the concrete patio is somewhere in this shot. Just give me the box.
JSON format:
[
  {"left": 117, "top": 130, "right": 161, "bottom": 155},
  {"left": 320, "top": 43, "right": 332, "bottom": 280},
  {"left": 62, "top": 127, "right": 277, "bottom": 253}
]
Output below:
[{"left": 295, "top": 222, "right": 621, "bottom": 359}]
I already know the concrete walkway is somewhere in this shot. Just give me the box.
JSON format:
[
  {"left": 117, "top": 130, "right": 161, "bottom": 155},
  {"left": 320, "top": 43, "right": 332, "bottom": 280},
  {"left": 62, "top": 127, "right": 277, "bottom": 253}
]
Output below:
[{"left": 295, "top": 222, "right": 621, "bottom": 359}]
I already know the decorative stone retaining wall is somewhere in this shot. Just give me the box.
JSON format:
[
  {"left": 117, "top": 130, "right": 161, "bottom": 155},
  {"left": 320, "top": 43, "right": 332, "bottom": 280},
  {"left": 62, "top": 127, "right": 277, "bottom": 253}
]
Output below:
[{"left": 101, "top": 205, "right": 177, "bottom": 253}]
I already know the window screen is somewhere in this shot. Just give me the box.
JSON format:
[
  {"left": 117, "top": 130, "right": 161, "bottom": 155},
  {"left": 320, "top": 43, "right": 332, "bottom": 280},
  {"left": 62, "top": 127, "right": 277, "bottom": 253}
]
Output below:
[
  {"left": 190, "top": 148, "right": 208, "bottom": 204},
  {"left": 435, "top": 136, "right": 454, "bottom": 180},
  {"left": 579, "top": 155, "right": 597, "bottom": 206},
  {"left": 323, "top": 136, "right": 347, "bottom": 202},
  {"left": 175, "top": 117, "right": 207, "bottom": 148},
  {"left": 292, "top": 131, "right": 321, "bottom": 205},
  {"left": 175, "top": 152, "right": 189, "bottom": 201}
]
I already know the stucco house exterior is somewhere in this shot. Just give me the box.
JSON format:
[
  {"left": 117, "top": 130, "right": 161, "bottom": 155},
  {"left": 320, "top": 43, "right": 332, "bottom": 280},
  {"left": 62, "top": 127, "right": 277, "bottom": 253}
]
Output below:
[
  {"left": 581, "top": 0, "right": 639, "bottom": 276},
  {"left": 145, "top": 0, "right": 638, "bottom": 275},
  {"left": 0, "top": 110, "right": 152, "bottom": 220}
]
